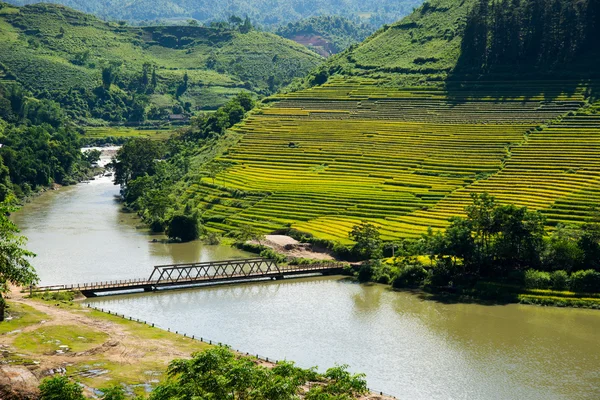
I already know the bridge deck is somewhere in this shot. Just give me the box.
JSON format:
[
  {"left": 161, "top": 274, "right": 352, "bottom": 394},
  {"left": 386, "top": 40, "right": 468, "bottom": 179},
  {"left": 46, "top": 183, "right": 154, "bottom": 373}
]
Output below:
[{"left": 29, "top": 259, "right": 345, "bottom": 297}]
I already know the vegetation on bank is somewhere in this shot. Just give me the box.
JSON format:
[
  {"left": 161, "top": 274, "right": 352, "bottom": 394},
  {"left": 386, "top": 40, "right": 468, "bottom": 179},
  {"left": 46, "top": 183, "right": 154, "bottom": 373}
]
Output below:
[
  {"left": 347, "top": 193, "right": 600, "bottom": 308},
  {"left": 0, "top": 82, "right": 98, "bottom": 197},
  {"left": 39, "top": 345, "right": 367, "bottom": 400},
  {"left": 108, "top": 92, "right": 257, "bottom": 240},
  {"left": 0, "top": 2, "right": 322, "bottom": 125}
]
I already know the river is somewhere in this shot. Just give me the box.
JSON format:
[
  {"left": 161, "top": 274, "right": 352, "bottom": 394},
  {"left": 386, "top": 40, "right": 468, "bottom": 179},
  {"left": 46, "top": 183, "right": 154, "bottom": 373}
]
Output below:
[{"left": 12, "top": 150, "right": 600, "bottom": 400}]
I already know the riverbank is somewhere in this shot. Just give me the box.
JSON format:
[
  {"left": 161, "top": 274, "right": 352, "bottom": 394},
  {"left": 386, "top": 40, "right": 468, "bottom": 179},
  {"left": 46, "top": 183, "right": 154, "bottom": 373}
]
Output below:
[{"left": 0, "top": 288, "right": 395, "bottom": 400}]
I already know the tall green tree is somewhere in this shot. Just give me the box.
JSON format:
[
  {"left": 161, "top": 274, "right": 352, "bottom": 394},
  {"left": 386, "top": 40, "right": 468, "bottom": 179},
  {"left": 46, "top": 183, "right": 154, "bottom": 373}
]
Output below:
[
  {"left": 349, "top": 222, "right": 382, "bottom": 260},
  {"left": 109, "top": 138, "right": 162, "bottom": 186},
  {"left": 0, "top": 202, "right": 37, "bottom": 321}
]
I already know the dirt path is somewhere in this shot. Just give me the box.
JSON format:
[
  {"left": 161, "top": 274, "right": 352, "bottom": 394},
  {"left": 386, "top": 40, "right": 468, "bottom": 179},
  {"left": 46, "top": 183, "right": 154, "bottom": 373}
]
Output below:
[{"left": 251, "top": 235, "right": 335, "bottom": 260}]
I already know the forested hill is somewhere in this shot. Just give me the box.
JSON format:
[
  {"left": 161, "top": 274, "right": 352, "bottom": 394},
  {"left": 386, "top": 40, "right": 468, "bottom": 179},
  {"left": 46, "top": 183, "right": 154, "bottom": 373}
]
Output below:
[
  {"left": 5, "top": 0, "right": 424, "bottom": 28},
  {"left": 0, "top": 2, "right": 322, "bottom": 124},
  {"left": 275, "top": 16, "right": 373, "bottom": 56},
  {"left": 316, "top": 0, "right": 600, "bottom": 85}
]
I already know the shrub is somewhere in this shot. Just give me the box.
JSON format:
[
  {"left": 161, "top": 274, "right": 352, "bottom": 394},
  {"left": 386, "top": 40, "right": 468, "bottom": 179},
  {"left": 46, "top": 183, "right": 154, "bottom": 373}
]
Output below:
[
  {"left": 166, "top": 214, "right": 200, "bottom": 242},
  {"left": 425, "top": 260, "right": 457, "bottom": 287},
  {"left": 205, "top": 232, "right": 222, "bottom": 245},
  {"left": 569, "top": 270, "right": 600, "bottom": 293},
  {"left": 100, "top": 386, "right": 126, "bottom": 400},
  {"left": 39, "top": 376, "right": 86, "bottom": 400},
  {"left": 392, "top": 264, "right": 428, "bottom": 288},
  {"left": 524, "top": 269, "right": 552, "bottom": 289},
  {"left": 550, "top": 270, "right": 569, "bottom": 291}
]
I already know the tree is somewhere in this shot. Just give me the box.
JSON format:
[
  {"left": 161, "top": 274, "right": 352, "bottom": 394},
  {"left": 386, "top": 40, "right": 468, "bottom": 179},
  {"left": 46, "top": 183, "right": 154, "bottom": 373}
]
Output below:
[
  {"left": 206, "top": 161, "right": 226, "bottom": 185},
  {"left": 579, "top": 219, "right": 600, "bottom": 271},
  {"left": 82, "top": 149, "right": 101, "bottom": 165},
  {"left": 109, "top": 138, "right": 162, "bottom": 186},
  {"left": 99, "top": 385, "right": 126, "bottom": 400},
  {"left": 349, "top": 222, "right": 382, "bottom": 260},
  {"left": 0, "top": 203, "right": 37, "bottom": 321},
  {"left": 39, "top": 376, "right": 85, "bottom": 400},
  {"left": 240, "top": 16, "right": 253, "bottom": 33},
  {"left": 235, "top": 225, "right": 265, "bottom": 246},
  {"left": 167, "top": 214, "right": 200, "bottom": 242},
  {"left": 101, "top": 67, "right": 115, "bottom": 90}
]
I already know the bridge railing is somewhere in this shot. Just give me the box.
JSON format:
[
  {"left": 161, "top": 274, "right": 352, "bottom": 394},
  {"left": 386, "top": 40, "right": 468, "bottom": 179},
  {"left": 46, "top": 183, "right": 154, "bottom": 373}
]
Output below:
[{"left": 26, "top": 259, "right": 347, "bottom": 293}]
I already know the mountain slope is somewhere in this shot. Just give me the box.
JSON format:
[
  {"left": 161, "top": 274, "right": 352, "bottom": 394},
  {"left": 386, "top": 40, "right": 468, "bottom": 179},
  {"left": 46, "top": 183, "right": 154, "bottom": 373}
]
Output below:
[
  {"left": 5, "top": 0, "right": 424, "bottom": 28},
  {"left": 317, "top": 0, "right": 600, "bottom": 85},
  {"left": 0, "top": 2, "right": 323, "bottom": 123},
  {"left": 148, "top": 0, "right": 600, "bottom": 242},
  {"left": 275, "top": 16, "right": 373, "bottom": 56}
]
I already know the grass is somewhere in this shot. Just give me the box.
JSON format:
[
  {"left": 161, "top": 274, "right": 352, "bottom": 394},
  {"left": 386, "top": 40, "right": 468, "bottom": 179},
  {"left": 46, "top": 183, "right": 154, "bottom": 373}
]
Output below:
[
  {"left": 170, "top": 78, "right": 598, "bottom": 243},
  {"left": 0, "top": 301, "right": 47, "bottom": 334},
  {"left": 84, "top": 127, "right": 175, "bottom": 141},
  {"left": 2, "top": 297, "right": 210, "bottom": 394},
  {"left": 13, "top": 324, "right": 109, "bottom": 354}
]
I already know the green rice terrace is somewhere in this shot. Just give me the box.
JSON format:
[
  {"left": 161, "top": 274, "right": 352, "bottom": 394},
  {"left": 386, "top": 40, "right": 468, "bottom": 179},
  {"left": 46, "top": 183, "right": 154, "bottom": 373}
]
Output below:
[{"left": 175, "top": 78, "right": 600, "bottom": 242}]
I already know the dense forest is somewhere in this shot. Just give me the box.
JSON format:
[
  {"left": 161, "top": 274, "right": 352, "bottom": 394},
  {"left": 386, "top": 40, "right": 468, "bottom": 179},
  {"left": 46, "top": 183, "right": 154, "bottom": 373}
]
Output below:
[
  {"left": 316, "top": 0, "right": 600, "bottom": 85},
  {"left": 0, "top": 2, "right": 322, "bottom": 125},
  {"left": 275, "top": 16, "right": 373, "bottom": 55},
  {"left": 0, "top": 82, "right": 96, "bottom": 199},
  {"left": 458, "top": 0, "right": 600, "bottom": 73},
  {"left": 5, "top": 0, "right": 424, "bottom": 28}
]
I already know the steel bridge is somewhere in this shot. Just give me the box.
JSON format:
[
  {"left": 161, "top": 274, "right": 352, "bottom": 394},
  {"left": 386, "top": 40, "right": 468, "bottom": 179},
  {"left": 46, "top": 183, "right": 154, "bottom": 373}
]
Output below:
[{"left": 29, "top": 258, "right": 345, "bottom": 297}]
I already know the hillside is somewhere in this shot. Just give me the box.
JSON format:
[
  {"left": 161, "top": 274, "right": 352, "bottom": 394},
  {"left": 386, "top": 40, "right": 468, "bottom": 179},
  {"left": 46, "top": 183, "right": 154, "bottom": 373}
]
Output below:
[
  {"left": 275, "top": 16, "right": 373, "bottom": 57},
  {"left": 123, "top": 0, "right": 600, "bottom": 245},
  {"left": 5, "top": 0, "right": 424, "bottom": 28},
  {"left": 316, "top": 0, "right": 600, "bottom": 85},
  {"left": 0, "top": 2, "right": 322, "bottom": 123}
]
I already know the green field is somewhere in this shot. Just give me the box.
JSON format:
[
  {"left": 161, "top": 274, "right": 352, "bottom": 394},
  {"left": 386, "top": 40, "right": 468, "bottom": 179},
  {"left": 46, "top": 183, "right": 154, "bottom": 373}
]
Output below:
[
  {"left": 84, "top": 127, "right": 175, "bottom": 141},
  {"left": 169, "top": 78, "right": 599, "bottom": 241}
]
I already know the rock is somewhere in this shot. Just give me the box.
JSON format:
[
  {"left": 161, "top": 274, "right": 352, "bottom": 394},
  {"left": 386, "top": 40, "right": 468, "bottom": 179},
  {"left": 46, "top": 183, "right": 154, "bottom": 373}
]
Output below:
[{"left": 0, "top": 366, "right": 40, "bottom": 400}]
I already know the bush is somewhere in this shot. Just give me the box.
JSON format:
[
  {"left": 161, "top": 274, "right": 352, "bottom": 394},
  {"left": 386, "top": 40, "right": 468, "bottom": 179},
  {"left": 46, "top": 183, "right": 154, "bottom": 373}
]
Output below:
[
  {"left": 550, "top": 270, "right": 569, "bottom": 291},
  {"left": 166, "top": 214, "right": 200, "bottom": 242},
  {"left": 569, "top": 269, "right": 600, "bottom": 293},
  {"left": 204, "top": 232, "right": 221, "bottom": 245},
  {"left": 425, "top": 260, "right": 457, "bottom": 287},
  {"left": 524, "top": 269, "right": 552, "bottom": 289},
  {"left": 39, "top": 376, "right": 86, "bottom": 400},
  {"left": 392, "top": 264, "right": 428, "bottom": 288}
]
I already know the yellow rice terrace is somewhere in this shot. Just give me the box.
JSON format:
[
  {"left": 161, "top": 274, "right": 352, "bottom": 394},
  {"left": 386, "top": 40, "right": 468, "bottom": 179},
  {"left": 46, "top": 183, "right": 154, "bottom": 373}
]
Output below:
[{"left": 182, "top": 79, "right": 599, "bottom": 241}]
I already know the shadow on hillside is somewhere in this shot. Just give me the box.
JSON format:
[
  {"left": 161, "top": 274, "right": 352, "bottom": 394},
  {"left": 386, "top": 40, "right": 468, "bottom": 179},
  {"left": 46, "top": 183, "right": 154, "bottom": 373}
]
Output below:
[{"left": 444, "top": 47, "right": 600, "bottom": 105}]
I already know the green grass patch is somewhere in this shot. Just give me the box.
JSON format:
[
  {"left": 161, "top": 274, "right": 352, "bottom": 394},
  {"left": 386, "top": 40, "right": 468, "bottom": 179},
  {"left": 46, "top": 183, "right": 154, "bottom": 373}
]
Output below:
[
  {"left": 0, "top": 301, "right": 47, "bottom": 334},
  {"left": 13, "top": 324, "right": 109, "bottom": 354},
  {"left": 84, "top": 127, "right": 174, "bottom": 141}
]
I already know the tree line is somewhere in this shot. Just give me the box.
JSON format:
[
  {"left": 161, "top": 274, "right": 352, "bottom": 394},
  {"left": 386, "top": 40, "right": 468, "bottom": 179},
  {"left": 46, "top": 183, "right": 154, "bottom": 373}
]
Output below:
[
  {"left": 348, "top": 193, "right": 600, "bottom": 294},
  {"left": 459, "top": 0, "right": 600, "bottom": 71},
  {"left": 0, "top": 82, "right": 97, "bottom": 198}
]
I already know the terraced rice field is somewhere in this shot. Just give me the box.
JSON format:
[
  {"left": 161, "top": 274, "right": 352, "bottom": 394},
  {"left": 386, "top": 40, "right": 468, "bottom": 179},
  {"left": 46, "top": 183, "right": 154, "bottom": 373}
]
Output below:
[{"left": 193, "top": 78, "right": 599, "bottom": 241}]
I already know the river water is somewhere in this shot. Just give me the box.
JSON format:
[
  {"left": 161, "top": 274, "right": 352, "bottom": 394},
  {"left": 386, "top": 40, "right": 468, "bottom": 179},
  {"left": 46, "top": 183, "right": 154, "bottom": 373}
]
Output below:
[{"left": 12, "top": 151, "right": 600, "bottom": 399}]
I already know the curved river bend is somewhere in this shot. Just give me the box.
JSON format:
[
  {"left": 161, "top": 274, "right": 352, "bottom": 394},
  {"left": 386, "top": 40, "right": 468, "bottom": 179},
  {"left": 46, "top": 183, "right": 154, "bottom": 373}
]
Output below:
[{"left": 12, "top": 153, "right": 600, "bottom": 400}]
